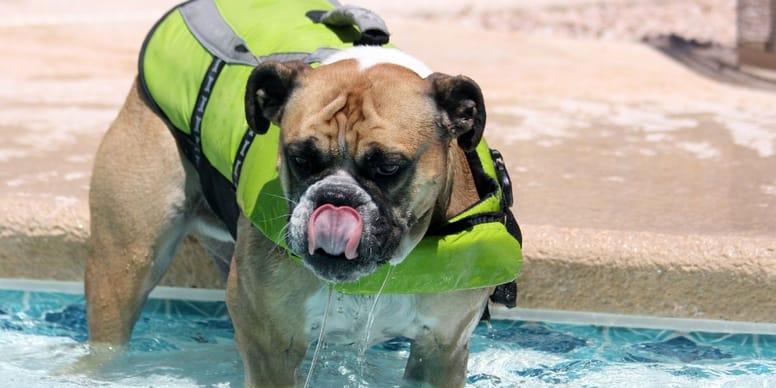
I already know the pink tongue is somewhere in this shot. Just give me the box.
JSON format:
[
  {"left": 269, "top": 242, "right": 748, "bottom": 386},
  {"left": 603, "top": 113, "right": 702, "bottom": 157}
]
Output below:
[{"left": 308, "top": 204, "right": 363, "bottom": 259}]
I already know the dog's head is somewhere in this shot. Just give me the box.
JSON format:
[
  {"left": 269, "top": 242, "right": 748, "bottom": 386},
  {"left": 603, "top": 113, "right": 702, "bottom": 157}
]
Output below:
[{"left": 245, "top": 49, "right": 485, "bottom": 283}]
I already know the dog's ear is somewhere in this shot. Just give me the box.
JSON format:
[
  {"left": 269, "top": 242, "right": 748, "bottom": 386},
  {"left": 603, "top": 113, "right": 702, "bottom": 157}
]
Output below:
[
  {"left": 426, "top": 73, "right": 486, "bottom": 152},
  {"left": 245, "top": 61, "right": 309, "bottom": 134}
]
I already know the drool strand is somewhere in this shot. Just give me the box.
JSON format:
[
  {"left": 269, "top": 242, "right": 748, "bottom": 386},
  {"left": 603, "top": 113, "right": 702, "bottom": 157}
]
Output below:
[
  {"left": 357, "top": 264, "right": 395, "bottom": 377},
  {"left": 303, "top": 286, "right": 334, "bottom": 388}
]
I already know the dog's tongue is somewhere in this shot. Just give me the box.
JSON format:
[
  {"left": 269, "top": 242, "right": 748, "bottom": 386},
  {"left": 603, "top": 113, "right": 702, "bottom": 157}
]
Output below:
[{"left": 308, "top": 204, "right": 362, "bottom": 259}]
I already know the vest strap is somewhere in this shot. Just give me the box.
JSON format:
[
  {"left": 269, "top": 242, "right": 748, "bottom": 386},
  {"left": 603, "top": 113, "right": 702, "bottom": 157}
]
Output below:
[
  {"left": 233, "top": 127, "right": 257, "bottom": 186},
  {"left": 491, "top": 148, "right": 522, "bottom": 245},
  {"left": 426, "top": 212, "right": 505, "bottom": 237},
  {"left": 189, "top": 57, "right": 225, "bottom": 166},
  {"left": 179, "top": 0, "right": 259, "bottom": 66},
  {"left": 489, "top": 148, "right": 521, "bottom": 308},
  {"left": 426, "top": 147, "right": 521, "bottom": 243}
]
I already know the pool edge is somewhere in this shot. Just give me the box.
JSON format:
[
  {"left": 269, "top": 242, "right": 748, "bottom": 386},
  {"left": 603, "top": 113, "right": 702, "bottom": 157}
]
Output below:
[
  {"left": 490, "top": 306, "right": 776, "bottom": 336},
  {"left": 0, "top": 278, "right": 225, "bottom": 302},
  {"left": 3, "top": 278, "right": 776, "bottom": 336}
]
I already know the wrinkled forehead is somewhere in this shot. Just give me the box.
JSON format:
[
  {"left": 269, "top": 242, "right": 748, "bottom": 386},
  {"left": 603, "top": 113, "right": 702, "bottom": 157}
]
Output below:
[{"left": 281, "top": 57, "right": 441, "bottom": 158}]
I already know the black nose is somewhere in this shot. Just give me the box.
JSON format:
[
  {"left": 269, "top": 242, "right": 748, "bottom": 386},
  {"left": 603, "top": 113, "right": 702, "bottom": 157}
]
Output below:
[{"left": 314, "top": 187, "right": 363, "bottom": 208}]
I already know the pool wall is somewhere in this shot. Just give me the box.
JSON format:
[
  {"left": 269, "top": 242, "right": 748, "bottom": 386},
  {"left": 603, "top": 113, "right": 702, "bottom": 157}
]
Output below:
[
  {"left": 1, "top": 202, "right": 774, "bottom": 323},
  {"left": 1, "top": 0, "right": 775, "bottom": 325}
]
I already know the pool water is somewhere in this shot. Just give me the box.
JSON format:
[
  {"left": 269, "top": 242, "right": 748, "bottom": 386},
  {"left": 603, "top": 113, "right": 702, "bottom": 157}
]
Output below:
[{"left": 1, "top": 284, "right": 775, "bottom": 387}]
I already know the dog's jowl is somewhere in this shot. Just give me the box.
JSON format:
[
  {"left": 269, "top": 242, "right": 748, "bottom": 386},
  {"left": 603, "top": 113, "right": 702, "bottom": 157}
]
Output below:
[{"left": 85, "top": 0, "right": 522, "bottom": 386}]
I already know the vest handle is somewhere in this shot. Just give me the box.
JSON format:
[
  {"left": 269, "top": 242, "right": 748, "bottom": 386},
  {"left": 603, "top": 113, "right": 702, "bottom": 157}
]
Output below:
[{"left": 307, "top": 5, "right": 390, "bottom": 46}]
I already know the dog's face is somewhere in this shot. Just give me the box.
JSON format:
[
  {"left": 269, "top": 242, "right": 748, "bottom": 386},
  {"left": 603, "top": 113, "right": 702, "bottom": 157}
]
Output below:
[{"left": 245, "top": 57, "right": 485, "bottom": 283}]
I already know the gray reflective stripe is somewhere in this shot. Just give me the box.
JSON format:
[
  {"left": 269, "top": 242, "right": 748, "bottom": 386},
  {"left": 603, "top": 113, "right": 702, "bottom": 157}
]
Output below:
[
  {"left": 317, "top": 5, "right": 389, "bottom": 38},
  {"left": 180, "top": 0, "right": 342, "bottom": 66},
  {"left": 307, "top": 47, "right": 340, "bottom": 63},
  {"left": 257, "top": 48, "right": 340, "bottom": 64},
  {"left": 256, "top": 52, "right": 309, "bottom": 63},
  {"left": 179, "top": 0, "right": 259, "bottom": 66}
]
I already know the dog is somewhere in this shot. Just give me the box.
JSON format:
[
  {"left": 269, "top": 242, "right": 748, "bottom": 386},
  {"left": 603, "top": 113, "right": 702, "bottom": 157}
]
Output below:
[{"left": 85, "top": 1, "right": 521, "bottom": 386}]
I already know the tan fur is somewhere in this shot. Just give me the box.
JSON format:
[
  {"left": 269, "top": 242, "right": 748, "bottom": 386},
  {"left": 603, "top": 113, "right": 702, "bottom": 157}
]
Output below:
[{"left": 87, "top": 58, "right": 491, "bottom": 387}]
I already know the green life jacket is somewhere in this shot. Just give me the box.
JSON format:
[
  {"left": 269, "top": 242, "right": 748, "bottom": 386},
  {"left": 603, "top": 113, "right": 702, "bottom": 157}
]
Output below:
[{"left": 139, "top": 0, "right": 523, "bottom": 296}]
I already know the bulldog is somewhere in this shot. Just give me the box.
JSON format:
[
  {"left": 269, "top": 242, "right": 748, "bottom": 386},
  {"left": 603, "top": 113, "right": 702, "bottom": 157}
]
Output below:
[{"left": 85, "top": 1, "right": 521, "bottom": 386}]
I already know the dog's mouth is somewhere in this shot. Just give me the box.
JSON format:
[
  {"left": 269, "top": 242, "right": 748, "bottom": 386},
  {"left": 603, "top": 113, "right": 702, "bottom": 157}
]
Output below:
[
  {"left": 293, "top": 202, "right": 407, "bottom": 283},
  {"left": 286, "top": 173, "right": 405, "bottom": 283},
  {"left": 300, "top": 203, "right": 388, "bottom": 283},
  {"left": 307, "top": 204, "right": 363, "bottom": 260}
]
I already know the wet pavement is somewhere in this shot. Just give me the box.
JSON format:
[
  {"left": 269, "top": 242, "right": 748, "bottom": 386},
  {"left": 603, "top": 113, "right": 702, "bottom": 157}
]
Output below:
[{"left": 1, "top": 0, "right": 774, "bottom": 321}]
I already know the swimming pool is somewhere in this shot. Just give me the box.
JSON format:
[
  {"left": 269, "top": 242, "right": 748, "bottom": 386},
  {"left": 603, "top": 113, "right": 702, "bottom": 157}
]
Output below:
[{"left": 1, "top": 279, "right": 775, "bottom": 387}]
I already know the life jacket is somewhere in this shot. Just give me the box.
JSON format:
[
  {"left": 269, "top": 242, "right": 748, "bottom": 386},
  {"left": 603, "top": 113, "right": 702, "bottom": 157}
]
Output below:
[{"left": 138, "top": 0, "right": 523, "bottom": 299}]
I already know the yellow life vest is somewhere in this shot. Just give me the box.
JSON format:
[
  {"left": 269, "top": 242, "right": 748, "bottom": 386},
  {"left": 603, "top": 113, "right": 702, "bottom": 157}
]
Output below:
[{"left": 139, "top": 0, "right": 522, "bottom": 296}]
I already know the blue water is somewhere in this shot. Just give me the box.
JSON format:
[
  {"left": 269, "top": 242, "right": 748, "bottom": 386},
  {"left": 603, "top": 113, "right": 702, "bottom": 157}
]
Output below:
[{"left": 1, "top": 288, "right": 775, "bottom": 387}]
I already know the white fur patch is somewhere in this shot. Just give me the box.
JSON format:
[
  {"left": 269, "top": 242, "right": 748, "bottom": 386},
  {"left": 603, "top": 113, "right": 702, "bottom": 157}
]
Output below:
[
  {"left": 321, "top": 46, "right": 433, "bottom": 78},
  {"left": 304, "top": 287, "right": 435, "bottom": 345}
]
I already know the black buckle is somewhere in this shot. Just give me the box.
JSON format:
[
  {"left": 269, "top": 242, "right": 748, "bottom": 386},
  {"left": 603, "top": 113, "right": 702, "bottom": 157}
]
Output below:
[
  {"left": 490, "top": 149, "right": 513, "bottom": 208},
  {"left": 490, "top": 280, "right": 518, "bottom": 308}
]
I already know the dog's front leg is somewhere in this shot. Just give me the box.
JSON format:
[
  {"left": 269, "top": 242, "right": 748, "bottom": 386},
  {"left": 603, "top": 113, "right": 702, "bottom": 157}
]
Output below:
[
  {"left": 227, "top": 216, "right": 322, "bottom": 387},
  {"left": 403, "top": 289, "right": 491, "bottom": 387}
]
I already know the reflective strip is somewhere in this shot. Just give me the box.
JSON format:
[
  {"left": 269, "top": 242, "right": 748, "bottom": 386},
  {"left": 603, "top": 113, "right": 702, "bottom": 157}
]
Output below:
[
  {"left": 256, "top": 47, "right": 340, "bottom": 64},
  {"left": 179, "top": 0, "right": 259, "bottom": 66},
  {"left": 305, "top": 47, "right": 340, "bottom": 63},
  {"left": 180, "top": 0, "right": 354, "bottom": 66}
]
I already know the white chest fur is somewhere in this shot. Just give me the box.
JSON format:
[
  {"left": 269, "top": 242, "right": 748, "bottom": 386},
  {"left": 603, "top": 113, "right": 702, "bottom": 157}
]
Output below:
[{"left": 304, "top": 287, "right": 436, "bottom": 345}]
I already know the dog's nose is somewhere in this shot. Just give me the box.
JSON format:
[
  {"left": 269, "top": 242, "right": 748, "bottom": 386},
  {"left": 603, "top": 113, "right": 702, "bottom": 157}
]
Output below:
[
  {"left": 308, "top": 204, "right": 363, "bottom": 259},
  {"left": 315, "top": 189, "right": 355, "bottom": 208}
]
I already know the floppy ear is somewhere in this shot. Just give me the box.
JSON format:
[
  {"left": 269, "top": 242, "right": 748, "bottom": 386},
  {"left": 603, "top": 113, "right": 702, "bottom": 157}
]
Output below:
[
  {"left": 426, "top": 73, "right": 486, "bottom": 152},
  {"left": 245, "top": 61, "right": 309, "bottom": 134}
]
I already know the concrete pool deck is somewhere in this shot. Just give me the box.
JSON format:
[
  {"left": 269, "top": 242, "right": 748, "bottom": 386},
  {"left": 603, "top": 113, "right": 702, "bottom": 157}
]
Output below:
[{"left": 1, "top": 1, "right": 775, "bottom": 322}]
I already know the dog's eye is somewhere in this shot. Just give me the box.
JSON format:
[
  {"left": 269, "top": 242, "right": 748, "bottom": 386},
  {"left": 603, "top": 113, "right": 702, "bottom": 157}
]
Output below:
[
  {"left": 375, "top": 163, "right": 400, "bottom": 176},
  {"left": 292, "top": 156, "right": 309, "bottom": 167},
  {"left": 285, "top": 140, "right": 326, "bottom": 178},
  {"left": 287, "top": 152, "right": 325, "bottom": 177}
]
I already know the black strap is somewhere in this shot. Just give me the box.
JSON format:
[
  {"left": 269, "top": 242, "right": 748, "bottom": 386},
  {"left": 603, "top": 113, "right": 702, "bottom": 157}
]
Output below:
[
  {"left": 489, "top": 148, "right": 521, "bottom": 308},
  {"left": 426, "top": 148, "right": 521, "bottom": 242},
  {"left": 187, "top": 56, "right": 242, "bottom": 237},
  {"left": 189, "top": 57, "right": 226, "bottom": 166},
  {"left": 232, "top": 127, "right": 257, "bottom": 186},
  {"left": 491, "top": 148, "right": 522, "bottom": 246},
  {"left": 426, "top": 212, "right": 505, "bottom": 237}
]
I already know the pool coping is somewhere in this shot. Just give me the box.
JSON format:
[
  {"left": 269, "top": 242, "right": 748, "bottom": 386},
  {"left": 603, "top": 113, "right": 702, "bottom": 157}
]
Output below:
[{"left": 4, "top": 278, "right": 776, "bottom": 336}]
